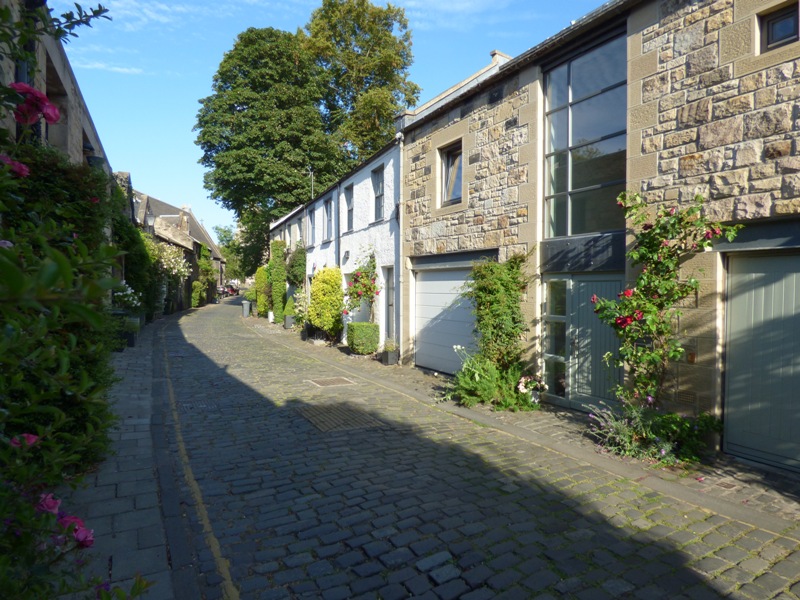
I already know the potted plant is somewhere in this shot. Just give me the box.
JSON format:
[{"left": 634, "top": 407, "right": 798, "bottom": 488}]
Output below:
[
  {"left": 381, "top": 338, "right": 399, "bottom": 366},
  {"left": 284, "top": 294, "right": 296, "bottom": 329},
  {"left": 517, "top": 373, "right": 548, "bottom": 405}
]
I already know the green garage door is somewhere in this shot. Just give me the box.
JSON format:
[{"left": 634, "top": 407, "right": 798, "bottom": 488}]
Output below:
[{"left": 725, "top": 254, "right": 800, "bottom": 472}]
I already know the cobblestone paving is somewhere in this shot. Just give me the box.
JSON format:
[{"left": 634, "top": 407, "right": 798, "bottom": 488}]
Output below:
[{"left": 158, "top": 301, "right": 800, "bottom": 599}]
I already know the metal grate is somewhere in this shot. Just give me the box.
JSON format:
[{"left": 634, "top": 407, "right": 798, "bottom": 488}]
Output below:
[
  {"left": 298, "top": 403, "right": 383, "bottom": 432},
  {"left": 307, "top": 377, "right": 356, "bottom": 387}
]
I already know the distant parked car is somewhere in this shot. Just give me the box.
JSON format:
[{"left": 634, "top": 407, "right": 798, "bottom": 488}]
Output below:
[
  {"left": 217, "top": 286, "right": 228, "bottom": 298},
  {"left": 226, "top": 284, "right": 239, "bottom": 296}
]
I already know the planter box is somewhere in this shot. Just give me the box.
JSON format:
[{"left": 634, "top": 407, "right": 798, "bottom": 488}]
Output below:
[
  {"left": 381, "top": 350, "right": 399, "bottom": 366},
  {"left": 284, "top": 315, "right": 295, "bottom": 329}
]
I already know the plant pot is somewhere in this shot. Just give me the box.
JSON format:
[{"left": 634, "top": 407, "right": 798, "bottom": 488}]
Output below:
[
  {"left": 268, "top": 310, "right": 274, "bottom": 323},
  {"left": 124, "top": 331, "right": 137, "bottom": 348},
  {"left": 381, "top": 349, "right": 399, "bottom": 366},
  {"left": 284, "top": 315, "right": 295, "bottom": 329}
]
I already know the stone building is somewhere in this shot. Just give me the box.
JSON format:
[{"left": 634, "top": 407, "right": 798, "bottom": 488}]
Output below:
[{"left": 399, "top": 0, "right": 800, "bottom": 471}]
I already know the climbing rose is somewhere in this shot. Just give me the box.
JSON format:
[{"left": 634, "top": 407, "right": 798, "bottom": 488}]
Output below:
[
  {"left": 73, "top": 526, "right": 94, "bottom": 548},
  {"left": 590, "top": 294, "right": 598, "bottom": 304},
  {"left": 9, "top": 81, "right": 60, "bottom": 125},
  {"left": 0, "top": 154, "right": 30, "bottom": 177},
  {"left": 37, "top": 493, "right": 61, "bottom": 514},
  {"left": 9, "top": 433, "right": 39, "bottom": 447}
]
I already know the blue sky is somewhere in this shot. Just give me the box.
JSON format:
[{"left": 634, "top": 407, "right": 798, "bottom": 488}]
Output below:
[{"left": 52, "top": 0, "right": 609, "bottom": 242}]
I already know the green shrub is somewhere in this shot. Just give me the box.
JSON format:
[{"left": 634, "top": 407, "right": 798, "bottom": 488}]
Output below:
[
  {"left": 191, "top": 279, "right": 205, "bottom": 308},
  {"left": 286, "top": 242, "right": 306, "bottom": 287},
  {"left": 447, "top": 349, "right": 536, "bottom": 411},
  {"left": 255, "top": 265, "right": 269, "bottom": 316},
  {"left": 588, "top": 403, "right": 722, "bottom": 465},
  {"left": 284, "top": 293, "right": 295, "bottom": 316},
  {"left": 112, "top": 211, "right": 159, "bottom": 320},
  {"left": 269, "top": 240, "right": 287, "bottom": 321},
  {"left": 347, "top": 322, "right": 379, "bottom": 355},
  {"left": 461, "top": 254, "right": 527, "bottom": 371},
  {"left": 308, "top": 267, "right": 344, "bottom": 343},
  {"left": 244, "top": 287, "right": 256, "bottom": 302}
]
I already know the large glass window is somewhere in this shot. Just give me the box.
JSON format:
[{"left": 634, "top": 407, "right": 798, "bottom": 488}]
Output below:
[
  {"left": 544, "top": 35, "right": 626, "bottom": 238},
  {"left": 345, "top": 185, "right": 354, "bottom": 232}
]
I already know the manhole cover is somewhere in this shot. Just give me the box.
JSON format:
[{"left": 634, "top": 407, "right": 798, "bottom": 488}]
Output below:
[
  {"left": 307, "top": 377, "right": 356, "bottom": 387},
  {"left": 298, "top": 403, "right": 383, "bottom": 432}
]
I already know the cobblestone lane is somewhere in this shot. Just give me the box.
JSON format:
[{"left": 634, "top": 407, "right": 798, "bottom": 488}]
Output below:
[{"left": 155, "top": 302, "right": 800, "bottom": 600}]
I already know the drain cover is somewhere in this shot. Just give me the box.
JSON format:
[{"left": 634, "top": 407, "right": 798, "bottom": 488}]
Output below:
[
  {"left": 176, "top": 400, "right": 220, "bottom": 412},
  {"left": 307, "top": 377, "right": 356, "bottom": 387},
  {"left": 298, "top": 403, "right": 382, "bottom": 431}
]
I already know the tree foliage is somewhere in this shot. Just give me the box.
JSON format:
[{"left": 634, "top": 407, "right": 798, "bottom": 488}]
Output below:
[
  {"left": 195, "top": 27, "right": 346, "bottom": 221},
  {"left": 306, "top": 0, "right": 420, "bottom": 159},
  {"left": 213, "top": 225, "right": 243, "bottom": 281}
]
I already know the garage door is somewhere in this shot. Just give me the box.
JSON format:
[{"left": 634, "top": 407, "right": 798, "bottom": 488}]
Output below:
[
  {"left": 725, "top": 254, "right": 800, "bottom": 472},
  {"left": 414, "top": 269, "right": 476, "bottom": 374}
]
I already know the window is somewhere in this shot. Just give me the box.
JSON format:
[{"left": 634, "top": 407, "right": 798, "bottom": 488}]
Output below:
[
  {"left": 345, "top": 185, "right": 354, "bottom": 232},
  {"left": 761, "top": 4, "right": 799, "bottom": 53},
  {"left": 297, "top": 219, "right": 303, "bottom": 244},
  {"left": 324, "top": 198, "right": 333, "bottom": 241},
  {"left": 308, "top": 210, "right": 315, "bottom": 245},
  {"left": 441, "top": 142, "right": 462, "bottom": 205},
  {"left": 372, "top": 168, "right": 384, "bottom": 221},
  {"left": 544, "top": 35, "right": 626, "bottom": 238}
]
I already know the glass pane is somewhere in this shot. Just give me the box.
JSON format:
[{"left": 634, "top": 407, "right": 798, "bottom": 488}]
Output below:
[
  {"left": 571, "top": 36, "right": 626, "bottom": 100},
  {"left": 547, "top": 108, "right": 568, "bottom": 152},
  {"left": 546, "top": 195, "right": 567, "bottom": 238},
  {"left": 545, "top": 359, "right": 567, "bottom": 397},
  {"left": 570, "top": 184, "right": 625, "bottom": 235},
  {"left": 572, "top": 85, "right": 626, "bottom": 145},
  {"left": 546, "top": 152, "right": 567, "bottom": 195},
  {"left": 546, "top": 63, "right": 568, "bottom": 110},
  {"left": 571, "top": 134, "right": 626, "bottom": 190},
  {"left": 770, "top": 13, "right": 798, "bottom": 45},
  {"left": 444, "top": 150, "right": 462, "bottom": 203},
  {"left": 546, "top": 321, "right": 567, "bottom": 357},
  {"left": 547, "top": 280, "right": 566, "bottom": 316}
]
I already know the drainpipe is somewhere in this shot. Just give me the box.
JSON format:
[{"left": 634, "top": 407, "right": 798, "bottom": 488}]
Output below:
[
  {"left": 396, "top": 132, "right": 405, "bottom": 358},
  {"left": 334, "top": 183, "right": 341, "bottom": 267}
]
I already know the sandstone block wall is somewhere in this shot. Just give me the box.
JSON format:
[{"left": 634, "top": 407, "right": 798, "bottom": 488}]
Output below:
[{"left": 628, "top": 0, "right": 800, "bottom": 414}]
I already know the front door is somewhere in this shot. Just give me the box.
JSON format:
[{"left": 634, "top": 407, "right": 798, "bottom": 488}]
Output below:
[{"left": 543, "top": 274, "right": 623, "bottom": 411}]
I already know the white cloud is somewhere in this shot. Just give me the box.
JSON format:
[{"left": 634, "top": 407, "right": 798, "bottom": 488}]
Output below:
[{"left": 70, "top": 61, "right": 144, "bottom": 75}]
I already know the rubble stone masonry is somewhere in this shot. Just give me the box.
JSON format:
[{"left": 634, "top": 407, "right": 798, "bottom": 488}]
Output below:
[{"left": 628, "top": 0, "right": 800, "bottom": 413}]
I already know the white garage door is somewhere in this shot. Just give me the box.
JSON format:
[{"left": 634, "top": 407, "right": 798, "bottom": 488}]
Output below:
[
  {"left": 414, "top": 269, "right": 476, "bottom": 374},
  {"left": 725, "top": 253, "right": 800, "bottom": 472}
]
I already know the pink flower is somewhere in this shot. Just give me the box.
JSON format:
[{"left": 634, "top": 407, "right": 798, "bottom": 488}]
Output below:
[
  {"left": 620, "top": 289, "right": 633, "bottom": 298},
  {"left": 37, "top": 493, "right": 61, "bottom": 514},
  {"left": 73, "top": 526, "right": 94, "bottom": 548},
  {"left": 41, "top": 102, "right": 60, "bottom": 124},
  {"left": 704, "top": 230, "right": 713, "bottom": 240},
  {"left": 634, "top": 310, "right": 644, "bottom": 321},
  {"left": 0, "top": 154, "right": 30, "bottom": 177},
  {"left": 590, "top": 294, "right": 598, "bottom": 304},
  {"left": 615, "top": 316, "right": 634, "bottom": 329},
  {"left": 58, "top": 514, "right": 84, "bottom": 531},
  {"left": 342, "top": 309, "right": 349, "bottom": 315},
  {"left": 661, "top": 240, "right": 670, "bottom": 247},
  {"left": 669, "top": 207, "right": 676, "bottom": 215},
  {"left": 8, "top": 82, "right": 60, "bottom": 125},
  {"left": 375, "top": 290, "right": 379, "bottom": 296},
  {"left": 10, "top": 433, "right": 39, "bottom": 448},
  {"left": 89, "top": 196, "right": 100, "bottom": 204},
  {"left": 357, "top": 290, "right": 362, "bottom": 295}
]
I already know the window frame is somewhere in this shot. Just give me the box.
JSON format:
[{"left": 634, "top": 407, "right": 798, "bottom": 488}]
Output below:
[
  {"left": 440, "top": 141, "right": 463, "bottom": 207},
  {"left": 323, "top": 198, "right": 333, "bottom": 242},
  {"left": 372, "top": 167, "right": 384, "bottom": 222},
  {"left": 345, "top": 184, "right": 354, "bottom": 232},
  {"left": 761, "top": 3, "right": 800, "bottom": 53},
  {"left": 308, "top": 209, "right": 315, "bottom": 246},
  {"left": 543, "top": 34, "right": 627, "bottom": 239}
]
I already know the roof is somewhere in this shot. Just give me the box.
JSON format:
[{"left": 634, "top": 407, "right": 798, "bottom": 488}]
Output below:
[
  {"left": 133, "top": 190, "right": 225, "bottom": 262},
  {"left": 397, "top": 0, "right": 643, "bottom": 133}
]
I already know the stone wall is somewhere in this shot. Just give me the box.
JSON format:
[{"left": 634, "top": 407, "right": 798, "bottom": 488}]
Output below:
[
  {"left": 627, "top": 0, "right": 800, "bottom": 414},
  {"left": 402, "top": 67, "right": 537, "bottom": 264}
]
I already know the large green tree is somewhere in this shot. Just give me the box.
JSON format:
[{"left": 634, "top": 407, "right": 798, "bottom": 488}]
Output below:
[
  {"left": 306, "top": 0, "right": 420, "bottom": 159},
  {"left": 194, "top": 27, "right": 345, "bottom": 219}
]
